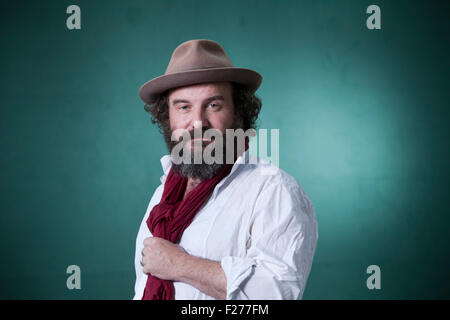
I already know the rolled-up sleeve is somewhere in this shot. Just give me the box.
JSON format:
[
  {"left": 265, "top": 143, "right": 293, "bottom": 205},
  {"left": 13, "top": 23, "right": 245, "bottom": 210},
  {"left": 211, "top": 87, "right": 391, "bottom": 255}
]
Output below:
[{"left": 220, "top": 181, "right": 318, "bottom": 300}]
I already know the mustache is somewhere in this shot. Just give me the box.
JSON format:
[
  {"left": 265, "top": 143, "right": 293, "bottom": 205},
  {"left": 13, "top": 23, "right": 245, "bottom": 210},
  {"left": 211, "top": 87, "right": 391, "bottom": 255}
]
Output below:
[
  {"left": 170, "top": 127, "right": 223, "bottom": 144},
  {"left": 162, "top": 118, "right": 242, "bottom": 154}
]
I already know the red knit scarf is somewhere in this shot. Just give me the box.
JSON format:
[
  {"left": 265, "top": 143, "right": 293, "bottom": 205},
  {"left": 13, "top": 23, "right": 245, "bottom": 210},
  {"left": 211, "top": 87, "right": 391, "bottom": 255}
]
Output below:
[{"left": 142, "top": 140, "right": 248, "bottom": 300}]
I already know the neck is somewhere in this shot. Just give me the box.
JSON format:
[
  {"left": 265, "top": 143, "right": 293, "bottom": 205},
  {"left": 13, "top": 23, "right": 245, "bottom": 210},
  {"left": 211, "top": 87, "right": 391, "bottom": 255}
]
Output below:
[{"left": 184, "top": 177, "right": 203, "bottom": 199}]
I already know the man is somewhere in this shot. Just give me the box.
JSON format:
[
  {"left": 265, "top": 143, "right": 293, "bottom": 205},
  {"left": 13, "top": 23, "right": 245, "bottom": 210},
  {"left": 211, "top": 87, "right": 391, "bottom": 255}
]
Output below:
[{"left": 134, "top": 39, "right": 318, "bottom": 300}]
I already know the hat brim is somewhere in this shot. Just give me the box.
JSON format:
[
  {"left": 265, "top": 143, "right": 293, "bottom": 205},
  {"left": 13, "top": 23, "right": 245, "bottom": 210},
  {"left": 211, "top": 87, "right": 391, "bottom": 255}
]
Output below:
[{"left": 138, "top": 67, "right": 262, "bottom": 104}]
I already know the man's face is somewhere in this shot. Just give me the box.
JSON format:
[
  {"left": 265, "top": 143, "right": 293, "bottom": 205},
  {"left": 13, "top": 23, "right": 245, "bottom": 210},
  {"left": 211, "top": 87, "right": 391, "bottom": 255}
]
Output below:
[
  {"left": 166, "top": 82, "right": 238, "bottom": 180},
  {"left": 169, "top": 81, "right": 235, "bottom": 138}
]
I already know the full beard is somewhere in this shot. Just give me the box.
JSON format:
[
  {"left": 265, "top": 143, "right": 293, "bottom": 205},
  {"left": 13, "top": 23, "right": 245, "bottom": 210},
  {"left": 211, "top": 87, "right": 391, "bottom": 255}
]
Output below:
[
  {"left": 162, "top": 122, "right": 241, "bottom": 181},
  {"left": 173, "top": 159, "right": 225, "bottom": 181}
]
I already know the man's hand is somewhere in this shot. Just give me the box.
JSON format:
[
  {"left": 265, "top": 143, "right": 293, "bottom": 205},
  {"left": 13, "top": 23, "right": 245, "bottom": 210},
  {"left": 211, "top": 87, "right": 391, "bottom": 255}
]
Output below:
[
  {"left": 141, "top": 237, "right": 188, "bottom": 281},
  {"left": 141, "top": 236, "right": 227, "bottom": 299}
]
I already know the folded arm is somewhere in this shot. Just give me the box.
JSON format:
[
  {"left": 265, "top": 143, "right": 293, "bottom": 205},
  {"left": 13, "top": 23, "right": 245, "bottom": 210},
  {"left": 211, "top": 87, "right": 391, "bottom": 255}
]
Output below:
[{"left": 141, "top": 236, "right": 226, "bottom": 299}]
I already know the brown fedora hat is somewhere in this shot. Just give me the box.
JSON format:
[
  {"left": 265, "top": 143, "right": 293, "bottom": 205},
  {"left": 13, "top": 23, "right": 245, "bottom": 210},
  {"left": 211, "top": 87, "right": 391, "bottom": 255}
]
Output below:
[{"left": 138, "top": 39, "right": 262, "bottom": 104}]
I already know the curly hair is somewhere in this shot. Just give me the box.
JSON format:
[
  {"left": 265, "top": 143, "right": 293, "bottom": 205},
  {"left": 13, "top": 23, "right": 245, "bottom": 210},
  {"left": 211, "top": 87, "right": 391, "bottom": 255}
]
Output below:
[{"left": 143, "top": 82, "right": 262, "bottom": 136}]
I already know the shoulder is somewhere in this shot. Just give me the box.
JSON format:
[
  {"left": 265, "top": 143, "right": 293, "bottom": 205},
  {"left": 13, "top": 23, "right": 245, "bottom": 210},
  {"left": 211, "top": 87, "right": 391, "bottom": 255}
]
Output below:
[
  {"left": 148, "top": 183, "right": 164, "bottom": 209},
  {"left": 240, "top": 155, "right": 315, "bottom": 217},
  {"left": 140, "top": 183, "right": 165, "bottom": 225}
]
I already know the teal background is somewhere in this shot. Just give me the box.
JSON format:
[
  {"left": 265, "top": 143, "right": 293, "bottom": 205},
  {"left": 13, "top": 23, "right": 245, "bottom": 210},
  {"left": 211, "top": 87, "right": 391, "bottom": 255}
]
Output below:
[{"left": 1, "top": 0, "right": 449, "bottom": 299}]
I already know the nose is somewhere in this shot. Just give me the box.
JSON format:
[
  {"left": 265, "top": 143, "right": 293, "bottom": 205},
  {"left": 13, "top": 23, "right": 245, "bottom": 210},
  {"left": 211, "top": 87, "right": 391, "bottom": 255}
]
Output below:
[
  {"left": 193, "top": 120, "right": 203, "bottom": 130},
  {"left": 190, "top": 105, "right": 209, "bottom": 131}
]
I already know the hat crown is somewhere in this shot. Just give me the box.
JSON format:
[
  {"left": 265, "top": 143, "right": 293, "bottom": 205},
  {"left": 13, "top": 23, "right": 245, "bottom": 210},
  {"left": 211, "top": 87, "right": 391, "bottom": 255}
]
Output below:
[{"left": 165, "top": 39, "right": 234, "bottom": 74}]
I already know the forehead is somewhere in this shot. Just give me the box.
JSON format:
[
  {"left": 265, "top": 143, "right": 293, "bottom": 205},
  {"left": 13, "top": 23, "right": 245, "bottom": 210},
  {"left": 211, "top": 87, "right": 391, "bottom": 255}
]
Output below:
[{"left": 168, "top": 82, "right": 232, "bottom": 102}]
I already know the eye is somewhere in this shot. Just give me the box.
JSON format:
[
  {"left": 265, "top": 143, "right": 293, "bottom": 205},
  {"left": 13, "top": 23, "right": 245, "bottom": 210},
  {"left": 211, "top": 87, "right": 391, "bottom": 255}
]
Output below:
[
  {"left": 209, "top": 103, "right": 219, "bottom": 108},
  {"left": 179, "top": 105, "right": 189, "bottom": 110}
]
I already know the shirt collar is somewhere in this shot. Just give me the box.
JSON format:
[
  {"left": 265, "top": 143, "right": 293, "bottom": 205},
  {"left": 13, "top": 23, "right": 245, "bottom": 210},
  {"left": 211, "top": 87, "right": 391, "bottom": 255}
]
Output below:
[{"left": 159, "top": 149, "right": 256, "bottom": 199}]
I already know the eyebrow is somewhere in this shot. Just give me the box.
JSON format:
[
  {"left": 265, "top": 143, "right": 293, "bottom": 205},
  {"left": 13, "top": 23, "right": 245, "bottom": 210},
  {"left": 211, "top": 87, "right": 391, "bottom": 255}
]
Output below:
[{"left": 171, "top": 95, "right": 225, "bottom": 105}]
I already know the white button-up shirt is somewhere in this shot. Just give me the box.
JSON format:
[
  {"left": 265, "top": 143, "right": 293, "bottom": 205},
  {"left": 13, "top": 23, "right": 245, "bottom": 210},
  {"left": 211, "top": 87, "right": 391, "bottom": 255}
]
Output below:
[{"left": 133, "top": 149, "right": 318, "bottom": 300}]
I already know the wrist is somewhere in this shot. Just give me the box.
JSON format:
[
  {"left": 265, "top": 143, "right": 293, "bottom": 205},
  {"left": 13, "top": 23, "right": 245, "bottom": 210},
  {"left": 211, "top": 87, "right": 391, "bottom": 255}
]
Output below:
[{"left": 173, "top": 250, "right": 197, "bottom": 283}]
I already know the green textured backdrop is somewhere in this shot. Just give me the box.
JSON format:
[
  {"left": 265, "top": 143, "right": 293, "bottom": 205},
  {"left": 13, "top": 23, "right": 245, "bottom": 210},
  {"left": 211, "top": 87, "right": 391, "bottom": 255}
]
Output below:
[{"left": 0, "top": 0, "right": 449, "bottom": 299}]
